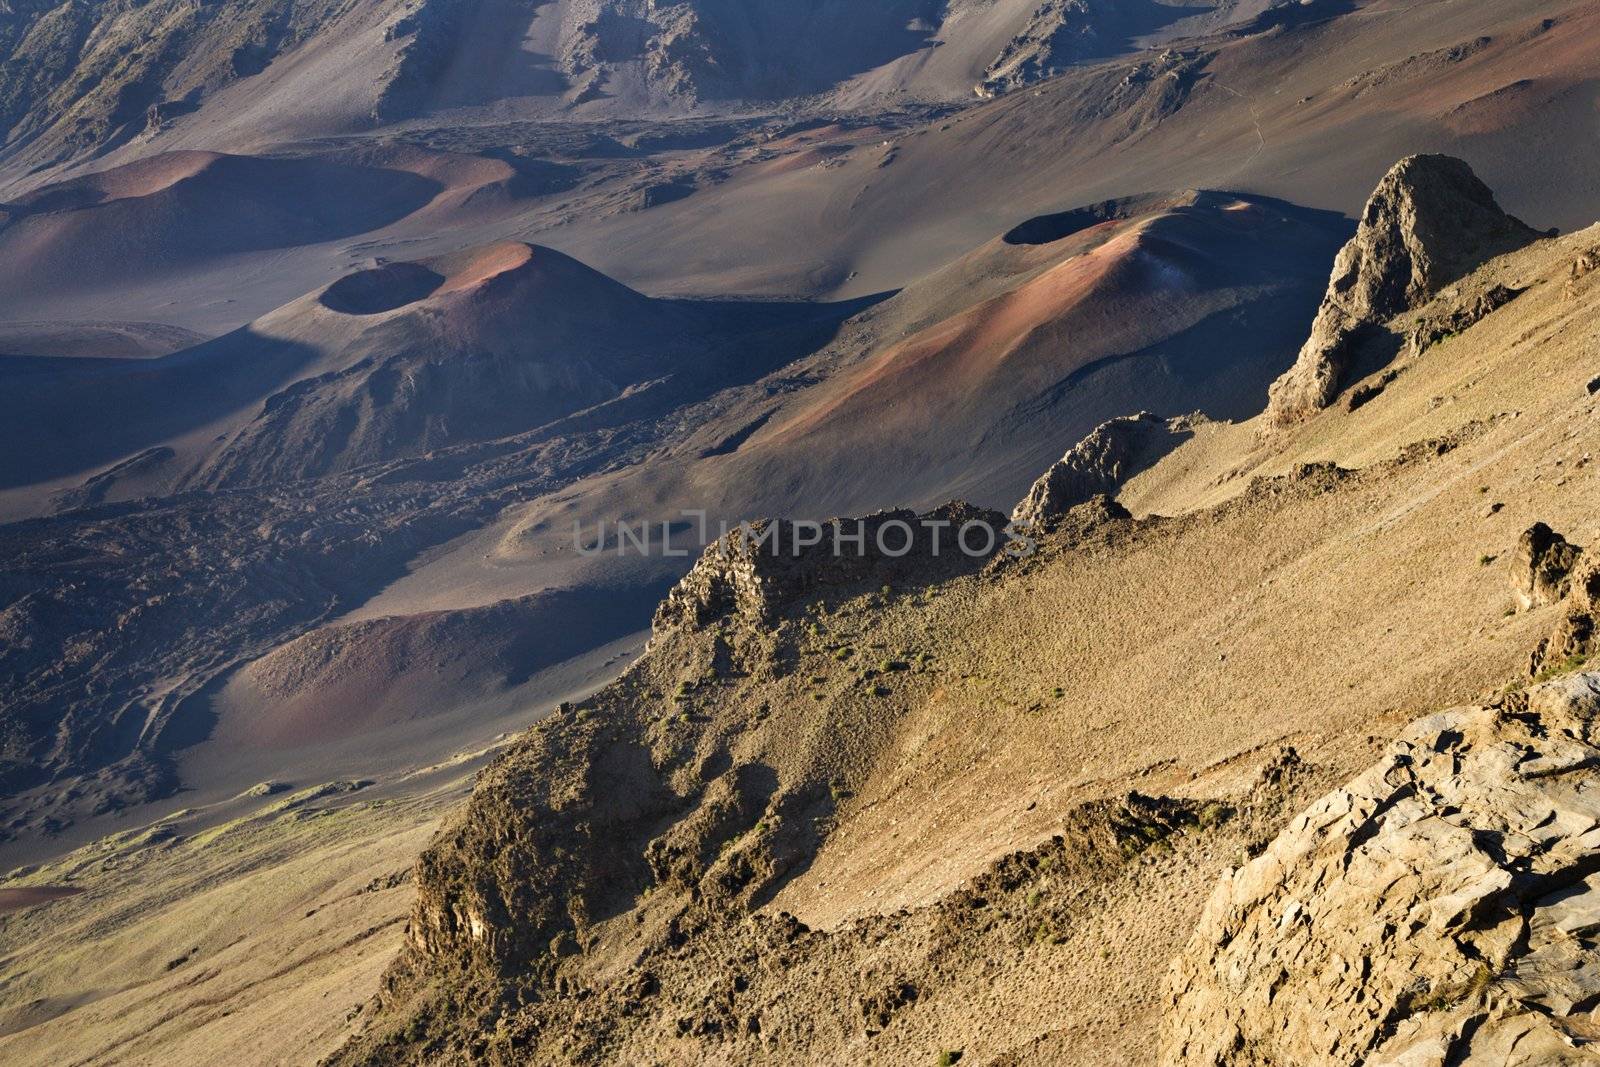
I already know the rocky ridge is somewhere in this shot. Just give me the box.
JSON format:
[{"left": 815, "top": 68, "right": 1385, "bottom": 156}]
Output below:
[
  {"left": 975, "top": 0, "right": 1104, "bottom": 98},
  {"left": 1267, "top": 155, "right": 1543, "bottom": 424},
  {"left": 1011, "top": 412, "right": 1187, "bottom": 531},
  {"left": 323, "top": 487, "right": 1347, "bottom": 1065},
  {"left": 653, "top": 501, "right": 1009, "bottom": 633}
]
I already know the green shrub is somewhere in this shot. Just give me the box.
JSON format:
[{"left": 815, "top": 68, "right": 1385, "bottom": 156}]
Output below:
[
  {"left": 1196, "top": 801, "right": 1233, "bottom": 830},
  {"left": 1533, "top": 653, "right": 1591, "bottom": 683}
]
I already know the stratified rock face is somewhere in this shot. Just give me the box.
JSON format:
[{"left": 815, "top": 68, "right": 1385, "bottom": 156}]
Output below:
[
  {"left": 1267, "top": 155, "right": 1542, "bottom": 424},
  {"left": 653, "top": 501, "right": 1007, "bottom": 634},
  {"left": 1010, "top": 412, "right": 1177, "bottom": 530},
  {"left": 1161, "top": 671, "right": 1600, "bottom": 1067}
]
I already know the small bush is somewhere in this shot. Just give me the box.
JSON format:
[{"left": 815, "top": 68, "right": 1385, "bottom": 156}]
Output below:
[
  {"left": 1533, "top": 653, "right": 1591, "bottom": 683},
  {"left": 1410, "top": 963, "right": 1493, "bottom": 1014}
]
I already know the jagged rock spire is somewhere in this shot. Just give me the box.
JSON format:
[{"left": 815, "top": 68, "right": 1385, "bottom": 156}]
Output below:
[{"left": 1267, "top": 155, "right": 1542, "bottom": 424}]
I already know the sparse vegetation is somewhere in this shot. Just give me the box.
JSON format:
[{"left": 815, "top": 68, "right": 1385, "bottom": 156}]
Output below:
[
  {"left": 11, "top": 15, "right": 1600, "bottom": 1067},
  {"left": 1532, "top": 653, "right": 1591, "bottom": 684},
  {"left": 1196, "top": 801, "right": 1233, "bottom": 830},
  {"left": 1407, "top": 963, "right": 1493, "bottom": 1015}
]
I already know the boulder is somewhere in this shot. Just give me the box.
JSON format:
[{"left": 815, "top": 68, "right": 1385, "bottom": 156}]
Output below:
[{"left": 1513, "top": 522, "right": 1585, "bottom": 610}]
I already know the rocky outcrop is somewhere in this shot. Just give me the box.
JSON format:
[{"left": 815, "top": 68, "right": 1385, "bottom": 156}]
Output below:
[
  {"left": 1162, "top": 670, "right": 1600, "bottom": 1066},
  {"left": 976, "top": 0, "right": 1100, "bottom": 98},
  {"left": 1010, "top": 412, "right": 1184, "bottom": 530},
  {"left": 1568, "top": 247, "right": 1600, "bottom": 300},
  {"left": 1405, "top": 282, "right": 1523, "bottom": 354},
  {"left": 1513, "top": 522, "right": 1586, "bottom": 610},
  {"left": 1267, "top": 155, "right": 1542, "bottom": 424},
  {"left": 653, "top": 501, "right": 1007, "bottom": 634},
  {"left": 371, "top": 0, "right": 470, "bottom": 123},
  {"left": 1513, "top": 523, "right": 1598, "bottom": 677}
]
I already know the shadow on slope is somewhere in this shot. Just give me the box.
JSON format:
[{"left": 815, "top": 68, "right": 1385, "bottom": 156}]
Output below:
[
  {"left": 0, "top": 153, "right": 443, "bottom": 304},
  {"left": 0, "top": 241, "right": 885, "bottom": 498},
  {"left": 502, "top": 190, "right": 1351, "bottom": 562}
]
